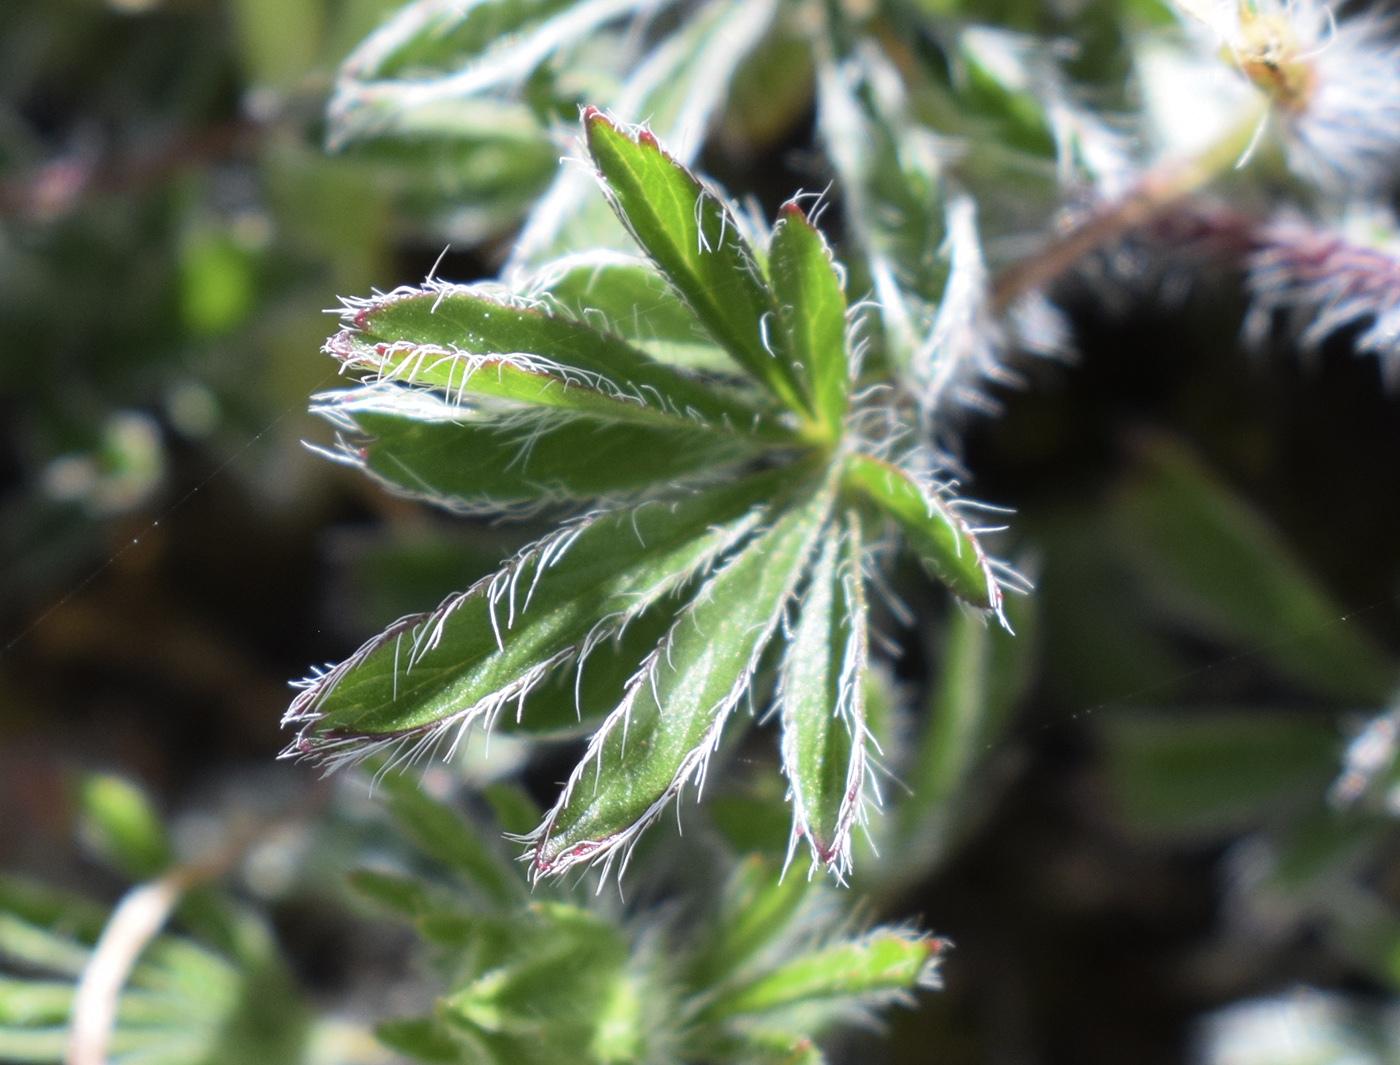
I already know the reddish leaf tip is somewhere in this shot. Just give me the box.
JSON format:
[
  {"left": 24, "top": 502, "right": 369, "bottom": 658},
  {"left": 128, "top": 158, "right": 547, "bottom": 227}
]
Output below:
[{"left": 779, "top": 200, "right": 807, "bottom": 221}]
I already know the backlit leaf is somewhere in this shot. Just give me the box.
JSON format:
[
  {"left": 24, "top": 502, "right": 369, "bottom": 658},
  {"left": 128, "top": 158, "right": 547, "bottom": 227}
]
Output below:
[
  {"left": 524, "top": 252, "right": 738, "bottom": 373},
  {"left": 330, "top": 283, "right": 781, "bottom": 435}
]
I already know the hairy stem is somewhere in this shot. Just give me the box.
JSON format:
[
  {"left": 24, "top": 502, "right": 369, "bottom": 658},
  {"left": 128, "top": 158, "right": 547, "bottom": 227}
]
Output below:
[{"left": 991, "top": 100, "right": 1269, "bottom": 311}]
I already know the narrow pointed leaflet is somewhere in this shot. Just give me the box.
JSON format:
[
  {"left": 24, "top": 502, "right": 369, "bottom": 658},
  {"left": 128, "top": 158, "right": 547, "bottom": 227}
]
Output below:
[
  {"left": 527, "top": 476, "right": 837, "bottom": 879},
  {"left": 844, "top": 454, "right": 1002, "bottom": 616},
  {"left": 284, "top": 472, "right": 786, "bottom": 772},
  {"left": 314, "top": 387, "right": 763, "bottom": 512},
  {"left": 583, "top": 110, "right": 813, "bottom": 419},
  {"left": 779, "top": 513, "right": 871, "bottom": 879},
  {"left": 524, "top": 252, "right": 738, "bottom": 373},
  {"left": 770, "top": 201, "right": 850, "bottom": 435},
  {"left": 332, "top": 283, "right": 787, "bottom": 437}
]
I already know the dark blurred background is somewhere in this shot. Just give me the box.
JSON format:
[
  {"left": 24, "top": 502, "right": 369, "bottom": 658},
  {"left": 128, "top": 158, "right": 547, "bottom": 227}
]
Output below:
[{"left": 6, "top": 2, "right": 1400, "bottom": 1063}]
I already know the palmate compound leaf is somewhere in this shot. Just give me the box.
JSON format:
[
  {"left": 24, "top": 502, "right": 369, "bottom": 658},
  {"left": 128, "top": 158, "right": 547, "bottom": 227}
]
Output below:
[
  {"left": 283, "top": 469, "right": 793, "bottom": 774},
  {"left": 582, "top": 110, "right": 814, "bottom": 420},
  {"left": 523, "top": 474, "right": 837, "bottom": 881},
  {"left": 363, "top": 852, "right": 947, "bottom": 1064},
  {"left": 292, "top": 111, "right": 1024, "bottom": 886},
  {"left": 778, "top": 513, "right": 874, "bottom": 881}
]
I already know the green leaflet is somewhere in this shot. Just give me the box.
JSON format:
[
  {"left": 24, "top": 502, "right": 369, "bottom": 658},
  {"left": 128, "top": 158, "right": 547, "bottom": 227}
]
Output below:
[
  {"left": 375, "top": 1016, "right": 468, "bottom": 1065},
  {"left": 583, "top": 111, "right": 811, "bottom": 417},
  {"left": 284, "top": 472, "right": 784, "bottom": 770},
  {"left": 527, "top": 477, "right": 834, "bottom": 879},
  {"left": 814, "top": 50, "right": 946, "bottom": 369},
  {"left": 315, "top": 389, "right": 765, "bottom": 511},
  {"left": 334, "top": 284, "right": 784, "bottom": 436},
  {"left": 75, "top": 773, "right": 171, "bottom": 882},
  {"left": 376, "top": 772, "right": 519, "bottom": 905},
  {"left": 524, "top": 252, "right": 739, "bottom": 373},
  {"left": 0, "top": 916, "right": 89, "bottom": 979},
  {"left": 957, "top": 27, "right": 1058, "bottom": 160},
  {"left": 700, "top": 930, "right": 945, "bottom": 1019},
  {"left": 335, "top": 106, "right": 558, "bottom": 240},
  {"left": 778, "top": 515, "right": 869, "bottom": 878},
  {"left": 333, "top": 0, "right": 583, "bottom": 90},
  {"left": 1111, "top": 438, "right": 1396, "bottom": 703},
  {"left": 0, "top": 980, "right": 70, "bottom": 1027},
  {"left": 769, "top": 203, "right": 849, "bottom": 435},
  {"left": 1101, "top": 711, "right": 1339, "bottom": 839},
  {"left": 491, "top": 606, "right": 675, "bottom": 739},
  {"left": 687, "top": 857, "right": 812, "bottom": 989},
  {"left": 843, "top": 454, "right": 1000, "bottom": 613}
]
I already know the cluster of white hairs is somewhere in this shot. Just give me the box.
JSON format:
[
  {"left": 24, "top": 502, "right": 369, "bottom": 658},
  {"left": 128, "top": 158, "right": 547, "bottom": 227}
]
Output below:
[
  {"left": 1164, "top": 0, "right": 1400, "bottom": 190},
  {"left": 1151, "top": 0, "right": 1400, "bottom": 379},
  {"left": 1246, "top": 212, "right": 1400, "bottom": 384},
  {"left": 1329, "top": 703, "right": 1400, "bottom": 813},
  {"left": 1264, "top": 0, "right": 1400, "bottom": 193}
]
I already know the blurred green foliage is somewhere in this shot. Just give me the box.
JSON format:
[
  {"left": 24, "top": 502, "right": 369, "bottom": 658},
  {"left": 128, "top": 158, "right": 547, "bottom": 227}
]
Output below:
[{"left": 7, "top": 0, "right": 1400, "bottom": 1063}]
